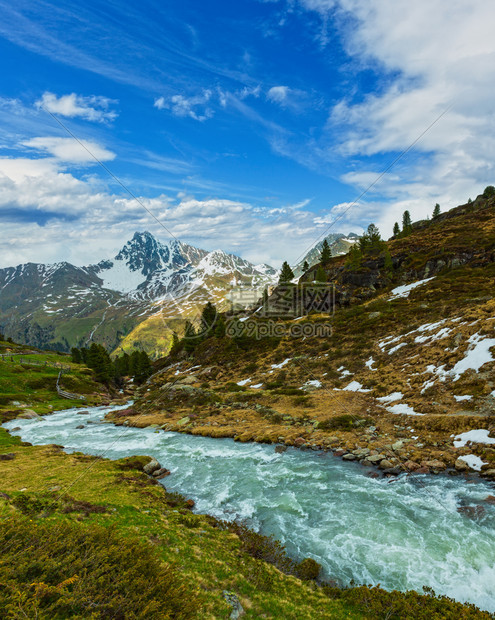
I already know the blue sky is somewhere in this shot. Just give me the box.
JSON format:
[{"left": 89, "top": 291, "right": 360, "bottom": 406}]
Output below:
[{"left": 1, "top": 0, "right": 495, "bottom": 268}]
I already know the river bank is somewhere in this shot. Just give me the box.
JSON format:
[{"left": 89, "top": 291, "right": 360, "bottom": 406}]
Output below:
[
  {"left": 111, "top": 379, "right": 495, "bottom": 482},
  {"left": 4, "top": 403, "right": 495, "bottom": 615}
]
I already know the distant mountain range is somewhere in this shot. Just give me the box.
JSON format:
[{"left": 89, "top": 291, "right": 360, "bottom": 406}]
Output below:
[
  {"left": 0, "top": 230, "right": 357, "bottom": 356},
  {"left": 0, "top": 232, "right": 279, "bottom": 356}
]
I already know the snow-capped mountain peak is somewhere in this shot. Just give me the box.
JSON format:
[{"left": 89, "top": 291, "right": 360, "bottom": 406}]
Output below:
[{"left": 88, "top": 232, "right": 276, "bottom": 297}]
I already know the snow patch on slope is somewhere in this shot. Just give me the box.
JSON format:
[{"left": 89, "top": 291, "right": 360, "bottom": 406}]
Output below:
[{"left": 99, "top": 260, "right": 147, "bottom": 293}]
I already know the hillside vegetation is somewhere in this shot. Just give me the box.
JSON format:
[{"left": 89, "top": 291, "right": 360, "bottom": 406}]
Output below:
[
  {"left": 127, "top": 191, "right": 495, "bottom": 479},
  {"left": 0, "top": 338, "right": 116, "bottom": 423}
]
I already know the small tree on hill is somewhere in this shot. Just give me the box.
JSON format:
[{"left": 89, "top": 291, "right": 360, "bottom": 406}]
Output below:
[
  {"left": 169, "top": 332, "right": 181, "bottom": 356},
  {"left": 393, "top": 222, "right": 400, "bottom": 237},
  {"left": 214, "top": 314, "right": 226, "bottom": 338},
  {"left": 433, "top": 203, "right": 441, "bottom": 219},
  {"left": 71, "top": 347, "right": 82, "bottom": 364},
  {"left": 315, "top": 266, "right": 327, "bottom": 282},
  {"left": 402, "top": 210, "right": 412, "bottom": 235},
  {"left": 302, "top": 260, "right": 309, "bottom": 272},
  {"left": 384, "top": 248, "right": 393, "bottom": 274},
  {"left": 483, "top": 185, "right": 495, "bottom": 198},
  {"left": 346, "top": 244, "right": 362, "bottom": 269},
  {"left": 359, "top": 223, "right": 384, "bottom": 255},
  {"left": 320, "top": 239, "right": 331, "bottom": 265},
  {"left": 279, "top": 261, "right": 295, "bottom": 284},
  {"left": 183, "top": 321, "right": 197, "bottom": 353},
  {"left": 87, "top": 343, "right": 113, "bottom": 383},
  {"left": 200, "top": 301, "right": 217, "bottom": 337}
]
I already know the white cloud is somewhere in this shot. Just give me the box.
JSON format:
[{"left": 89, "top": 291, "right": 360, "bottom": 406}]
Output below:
[
  {"left": 290, "top": 0, "right": 495, "bottom": 234},
  {"left": 0, "top": 153, "right": 328, "bottom": 269},
  {"left": 154, "top": 90, "right": 213, "bottom": 121},
  {"left": 36, "top": 92, "right": 117, "bottom": 122},
  {"left": 267, "top": 85, "right": 290, "bottom": 104},
  {"left": 21, "top": 137, "right": 116, "bottom": 163}
]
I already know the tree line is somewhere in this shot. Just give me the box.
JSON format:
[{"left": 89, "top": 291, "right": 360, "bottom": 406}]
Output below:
[{"left": 71, "top": 343, "right": 152, "bottom": 385}]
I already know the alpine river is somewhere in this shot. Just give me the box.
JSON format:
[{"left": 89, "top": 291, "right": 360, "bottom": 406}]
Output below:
[{"left": 4, "top": 403, "right": 495, "bottom": 612}]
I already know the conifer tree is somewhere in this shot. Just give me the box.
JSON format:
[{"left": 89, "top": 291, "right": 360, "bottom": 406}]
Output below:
[
  {"left": 315, "top": 266, "right": 327, "bottom": 282},
  {"left": 134, "top": 351, "right": 152, "bottom": 384},
  {"left": 384, "top": 248, "right": 393, "bottom": 274},
  {"left": 200, "top": 301, "right": 217, "bottom": 337},
  {"left": 71, "top": 347, "right": 82, "bottom": 364},
  {"left": 262, "top": 287, "right": 269, "bottom": 306},
  {"left": 393, "top": 222, "right": 400, "bottom": 237},
  {"left": 278, "top": 261, "right": 295, "bottom": 283},
  {"left": 302, "top": 260, "right": 309, "bottom": 272},
  {"left": 183, "top": 321, "right": 197, "bottom": 353},
  {"left": 346, "top": 244, "right": 363, "bottom": 269},
  {"left": 214, "top": 314, "right": 226, "bottom": 338},
  {"left": 114, "top": 351, "right": 130, "bottom": 377},
  {"left": 169, "top": 332, "right": 181, "bottom": 356},
  {"left": 87, "top": 343, "right": 112, "bottom": 383},
  {"left": 320, "top": 239, "right": 331, "bottom": 265},
  {"left": 402, "top": 210, "right": 412, "bottom": 235},
  {"left": 433, "top": 203, "right": 441, "bottom": 219}
]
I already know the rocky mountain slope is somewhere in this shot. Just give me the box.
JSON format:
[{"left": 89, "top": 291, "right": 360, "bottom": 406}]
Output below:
[
  {"left": 0, "top": 232, "right": 277, "bottom": 357},
  {"left": 124, "top": 190, "right": 495, "bottom": 480}
]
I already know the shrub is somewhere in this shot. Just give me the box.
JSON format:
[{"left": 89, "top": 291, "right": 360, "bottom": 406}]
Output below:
[
  {"left": 224, "top": 382, "right": 246, "bottom": 392},
  {"left": 0, "top": 517, "right": 198, "bottom": 619},
  {"left": 318, "top": 415, "right": 372, "bottom": 431},
  {"left": 323, "top": 584, "right": 491, "bottom": 620},
  {"left": 297, "top": 558, "right": 322, "bottom": 581},
  {"left": 293, "top": 396, "right": 314, "bottom": 408}
]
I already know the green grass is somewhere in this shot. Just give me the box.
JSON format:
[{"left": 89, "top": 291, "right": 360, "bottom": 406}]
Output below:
[
  {"left": 0, "top": 443, "right": 363, "bottom": 619},
  {"left": 0, "top": 353, "right": 107, "bottom": 421}
]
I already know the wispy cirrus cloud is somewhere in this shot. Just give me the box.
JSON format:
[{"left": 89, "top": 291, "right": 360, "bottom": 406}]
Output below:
[
  {"left": 154, "top": 90, "right": 214, "bottom": 121},
  {"left": 21, "top": 137, "right": 115, "bottom": 163},
  {"left": 36, "top": 92, "right": 118, "bottom": 123}
]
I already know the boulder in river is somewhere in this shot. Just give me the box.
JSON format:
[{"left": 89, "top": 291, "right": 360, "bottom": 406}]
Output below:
[
  {"left": 342, "top": 453, "right": 357, "bottom": 461},
  {"left": 458, "top": 505, "right": 486, "bottom": 520},
  {"left": 422, "top": 459, "right": 446, "bottom": 471},
  {"left": 294, "top": 437, "right": 306, "bottom": 448},
  {"left": 152, "top": 467, "right": 171, "bottom": 479},
  {"left": 404, "top": 460, "right": 421, "bottom": 471},
  {"left": 275, "top": 445, "right": 287, "bottom": 454},
  {"left": 143, "top": 457, "right": 161, "bottom": 475},
  {"left": 455, "top": 458, "right": 470, "bottom": 472},
  {"left": 368, "top": 454, "right": 386, "bottom": 464},
  {"left": 379, "top": 459, "right": 394, "bottom": 469},
  {"left": 76, "top": 425, "right": 85, "bottom": 429},
  {"left": 18, "top": 410, "right": 39, "bottom": 419}
]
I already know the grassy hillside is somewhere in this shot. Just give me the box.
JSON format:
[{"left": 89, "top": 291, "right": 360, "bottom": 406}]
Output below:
[{"left": 0, "top": 339, "right": 115, "bottom": 422}]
